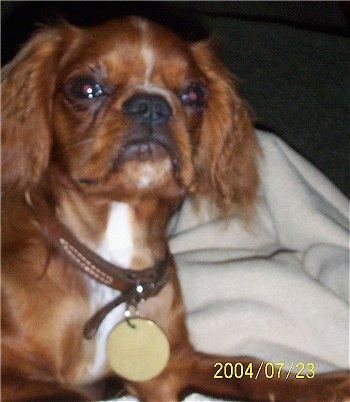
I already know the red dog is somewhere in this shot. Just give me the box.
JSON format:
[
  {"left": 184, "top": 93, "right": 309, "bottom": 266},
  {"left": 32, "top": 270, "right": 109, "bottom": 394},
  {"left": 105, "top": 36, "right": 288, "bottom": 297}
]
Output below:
[{"left": 2, "top": 16, "right": 349, "bottom": 401}]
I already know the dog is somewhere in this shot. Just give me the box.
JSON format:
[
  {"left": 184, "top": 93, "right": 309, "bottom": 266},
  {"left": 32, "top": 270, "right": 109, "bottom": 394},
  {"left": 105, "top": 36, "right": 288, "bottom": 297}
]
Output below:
[{"left": 2, "top": 16, "right": 349, "bottom": 401}]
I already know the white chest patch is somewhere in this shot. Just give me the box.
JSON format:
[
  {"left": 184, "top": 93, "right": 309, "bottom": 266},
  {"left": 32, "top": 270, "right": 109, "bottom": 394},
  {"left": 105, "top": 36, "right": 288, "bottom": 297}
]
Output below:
[
  {"left": 97, "top": 202, "right": 134, "bottom": 268},
  {"left": 88, "top": 202, "right": 135, "bottom": 379}
]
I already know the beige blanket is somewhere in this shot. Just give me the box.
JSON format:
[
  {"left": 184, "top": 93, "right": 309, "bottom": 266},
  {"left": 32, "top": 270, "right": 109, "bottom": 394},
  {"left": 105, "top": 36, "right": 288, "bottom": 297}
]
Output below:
[{"left": 113, "top": 130, "right": 349, "bottom": 401}]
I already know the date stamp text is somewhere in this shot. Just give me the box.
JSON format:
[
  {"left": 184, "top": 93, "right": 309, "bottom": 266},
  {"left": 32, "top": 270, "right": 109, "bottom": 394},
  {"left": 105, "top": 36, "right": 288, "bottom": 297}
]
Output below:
[{"left": 214, "top": 362, "right": 316, "bottom": 380}]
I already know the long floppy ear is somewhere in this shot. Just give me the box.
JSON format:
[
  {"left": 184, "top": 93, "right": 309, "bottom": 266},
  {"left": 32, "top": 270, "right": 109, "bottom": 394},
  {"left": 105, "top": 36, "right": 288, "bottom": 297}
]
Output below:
[
  {"left": 1, "top": 25, "right": 74, "bottom": 193},
  {"left": 191, "top": 40, "right": 259, "bottom": 217}
]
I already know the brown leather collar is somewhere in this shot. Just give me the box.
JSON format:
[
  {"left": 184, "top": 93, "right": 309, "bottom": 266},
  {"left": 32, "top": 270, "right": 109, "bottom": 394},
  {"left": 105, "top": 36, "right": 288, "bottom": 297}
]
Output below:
[{"left": 25, "top": 191, "right": 170, "bottom": 338}]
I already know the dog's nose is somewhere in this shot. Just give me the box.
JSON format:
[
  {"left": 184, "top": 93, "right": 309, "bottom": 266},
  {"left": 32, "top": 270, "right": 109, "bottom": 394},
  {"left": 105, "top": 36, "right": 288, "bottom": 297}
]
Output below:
[{"left": 122, "top": 94, "right": 172, "bottom": 125}]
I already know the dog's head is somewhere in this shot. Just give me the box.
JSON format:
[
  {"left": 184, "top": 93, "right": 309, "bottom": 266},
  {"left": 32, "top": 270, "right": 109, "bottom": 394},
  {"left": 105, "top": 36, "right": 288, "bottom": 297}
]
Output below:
[{"left": 2, "top": 16, "right": 258, "bottom": 214}]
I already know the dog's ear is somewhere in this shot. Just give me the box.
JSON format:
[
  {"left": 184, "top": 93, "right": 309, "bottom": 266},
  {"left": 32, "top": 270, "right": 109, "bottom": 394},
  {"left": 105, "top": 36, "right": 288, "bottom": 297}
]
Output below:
[
  {"left": 191, "top": 40, "right": 259, "bottom": 216},
  {"left": 1, "top": 24, "right": 75, "bottom": 193}
]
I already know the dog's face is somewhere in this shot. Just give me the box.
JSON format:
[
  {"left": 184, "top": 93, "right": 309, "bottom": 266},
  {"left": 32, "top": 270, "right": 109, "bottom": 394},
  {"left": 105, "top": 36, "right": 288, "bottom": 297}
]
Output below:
[
  {"left": 53, "top": 18, "right": 207, "bottom": 199},
  {"left": 2, "top": 16, "right": 258, "bottom": 213}
]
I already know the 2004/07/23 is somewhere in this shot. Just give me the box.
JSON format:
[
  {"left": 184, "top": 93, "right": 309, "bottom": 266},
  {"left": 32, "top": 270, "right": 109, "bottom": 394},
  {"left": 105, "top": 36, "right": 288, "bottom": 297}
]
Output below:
[{"left": 214, "top": 362, "right": 316, "bottom": 380}]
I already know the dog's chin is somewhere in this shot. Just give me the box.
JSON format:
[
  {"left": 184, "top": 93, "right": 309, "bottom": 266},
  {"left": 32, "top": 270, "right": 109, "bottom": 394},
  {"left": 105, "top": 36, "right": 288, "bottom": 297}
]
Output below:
[
  {"left": 112, "top": 140, "right": 182, "bottom": 191},
  {"left": 122, "top": 159, "right": 174, "bottom": 189},
  {"left": 77, "top": 141, "right": 186, "bottom": 198}
]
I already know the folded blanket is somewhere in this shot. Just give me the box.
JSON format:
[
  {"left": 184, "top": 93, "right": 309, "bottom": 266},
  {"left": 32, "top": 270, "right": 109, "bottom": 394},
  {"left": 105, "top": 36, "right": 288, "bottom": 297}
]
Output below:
[{"left": 111, "top": 130, "right": 349, "bottom": 401}]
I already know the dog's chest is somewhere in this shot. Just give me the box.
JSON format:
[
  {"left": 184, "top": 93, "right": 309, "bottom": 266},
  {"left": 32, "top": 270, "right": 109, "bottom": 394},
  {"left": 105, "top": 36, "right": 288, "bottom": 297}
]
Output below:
[
  {"left": 87, "top": 202, "right": 135, "bottom": 379},
  {"left": 97, "top": 202, "right": 135, "bottom": 269}
]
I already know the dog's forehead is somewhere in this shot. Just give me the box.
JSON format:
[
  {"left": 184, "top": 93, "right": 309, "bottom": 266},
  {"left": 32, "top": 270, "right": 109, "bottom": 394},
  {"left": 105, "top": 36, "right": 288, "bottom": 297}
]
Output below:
[
  {"left": 100, "top": 17, "right": 189, "bottom": 51},
  {"left": 64, "top": 17, "right": 196, "bottom": 84}
]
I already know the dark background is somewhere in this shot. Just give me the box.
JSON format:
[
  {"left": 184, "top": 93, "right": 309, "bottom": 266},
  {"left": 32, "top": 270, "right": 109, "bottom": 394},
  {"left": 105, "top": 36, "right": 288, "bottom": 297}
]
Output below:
[{"left": 2, "top": 1, "right": 349, "bottom": 197}]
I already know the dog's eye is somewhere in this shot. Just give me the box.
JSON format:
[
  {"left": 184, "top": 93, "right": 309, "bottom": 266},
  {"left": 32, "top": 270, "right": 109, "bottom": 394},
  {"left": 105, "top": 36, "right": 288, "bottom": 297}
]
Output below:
[
  {"left": 180, "top": 84, "right": 206, "bottom": 108},
  {"left": 69, "top": 78, "right": 105, "bottom": 100}
]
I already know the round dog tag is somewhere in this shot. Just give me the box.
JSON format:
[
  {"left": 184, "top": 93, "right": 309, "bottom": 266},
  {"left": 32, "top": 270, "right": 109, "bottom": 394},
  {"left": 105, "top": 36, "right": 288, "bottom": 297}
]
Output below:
[{"left": 106, "top": 318, "right": 170, "bottom": 382}]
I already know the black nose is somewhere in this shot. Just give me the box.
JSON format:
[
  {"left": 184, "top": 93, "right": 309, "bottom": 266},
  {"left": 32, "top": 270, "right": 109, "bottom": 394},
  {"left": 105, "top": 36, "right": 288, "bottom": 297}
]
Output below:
[{"left": 122, "top": 94, "right": 172, "bottom": 125}]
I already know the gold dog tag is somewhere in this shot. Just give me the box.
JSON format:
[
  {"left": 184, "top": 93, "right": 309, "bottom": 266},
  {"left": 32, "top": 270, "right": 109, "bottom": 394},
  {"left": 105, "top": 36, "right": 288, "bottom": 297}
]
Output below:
[{"left": 106, "top": 318, "right": 170, "bottom": 382}]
